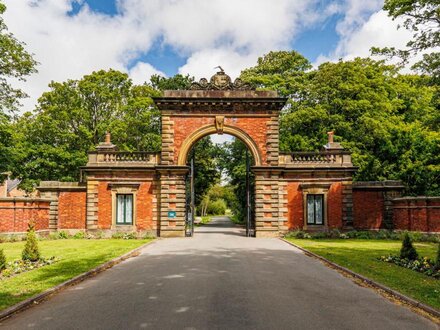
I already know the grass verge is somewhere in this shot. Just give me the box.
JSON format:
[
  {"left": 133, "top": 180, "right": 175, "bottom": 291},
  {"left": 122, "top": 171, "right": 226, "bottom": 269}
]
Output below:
[
  {"left": 286, "top": 239, "right": 440, "bottom": 310},
  {"left": 0, "top": 239, "right": 151, "bottom": 311}
]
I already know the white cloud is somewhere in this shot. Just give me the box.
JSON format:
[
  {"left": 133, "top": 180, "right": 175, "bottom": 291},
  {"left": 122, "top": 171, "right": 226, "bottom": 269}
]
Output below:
[
  {"left": 4, "top": 0, "right": 328, "bottom": 112},
  {"left": 4, "top": 0, "right": 155, "bottom": 111},
  {"left": 336, "top": 11, "right": 412, "bottom": 60},
  {"left": 314, "top": 1, "right": 428, "bottom": 69},
  {"left": 178, "top": 49, "right": 259, "bottom": 80},
  {"left": 129, "top": 62, "right": 165, "bottom": 85},
  {"left": 210, "top": 134, "right": 233, "bottom": 145}
]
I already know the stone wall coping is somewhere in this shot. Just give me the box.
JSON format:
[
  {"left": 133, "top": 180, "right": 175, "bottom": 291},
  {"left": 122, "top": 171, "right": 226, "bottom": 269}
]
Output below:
[
  {"left": 0, "top": 197, "right": 53, "bottom": 203},
  {"left": 38, "top": 181, "right": 86, "bottom": 192},
  {"left": 393, "top": 196, "right": 440, "bottom": 202},
  {"left": 81, "top": 166, "right": 157, "bottom": 171},
  {"left": 353, "top": 181, "right": 405, "bottom": 190}
]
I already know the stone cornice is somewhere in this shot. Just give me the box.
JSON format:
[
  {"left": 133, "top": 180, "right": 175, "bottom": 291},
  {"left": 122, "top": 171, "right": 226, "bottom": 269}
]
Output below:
[{"left": 153, "top": 98, "right": 287, "bottom": 112}]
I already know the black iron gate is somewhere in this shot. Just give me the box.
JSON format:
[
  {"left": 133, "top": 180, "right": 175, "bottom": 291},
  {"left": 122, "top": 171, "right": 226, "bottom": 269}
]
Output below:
[
  {"left": 245, "top": 149, "right": 255, "bottom": 237},
  {"left": 185, "top": 156, "right": 195, "bottom": 237}
]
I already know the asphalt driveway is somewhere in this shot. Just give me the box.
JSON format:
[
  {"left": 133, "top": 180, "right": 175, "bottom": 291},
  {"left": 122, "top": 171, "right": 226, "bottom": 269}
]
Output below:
[{"left": 0, "top": 217, "right": 436, "bottom": 329}]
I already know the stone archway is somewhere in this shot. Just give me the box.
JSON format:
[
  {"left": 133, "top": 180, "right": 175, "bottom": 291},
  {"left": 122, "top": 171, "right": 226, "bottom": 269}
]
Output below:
[
  {"left": 177, "top": 124, "right": 262, "bottom": 166},
  {"left": 153, "top": 70, "right": 287, "bottom": 237}
]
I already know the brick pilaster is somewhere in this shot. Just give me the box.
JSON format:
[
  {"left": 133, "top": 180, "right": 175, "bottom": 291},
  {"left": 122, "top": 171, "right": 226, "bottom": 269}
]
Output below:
[
  {"left": 39, "top": 190, "right": 59, "bottom": 231},
  {"left": 342, "top": 181, "right": 353, "bottom": 229},
  {"left": 86, "top": 180, "right": 99, "bottom": 230},
  {"left": 266, "top": 116, "right": 279, "bottom": 166},
  {"left": 161, "top": 116, "right": 175, "bottom": 165},
  {"left": 254, "top": 169, "right": 281, "bottom": 237}
]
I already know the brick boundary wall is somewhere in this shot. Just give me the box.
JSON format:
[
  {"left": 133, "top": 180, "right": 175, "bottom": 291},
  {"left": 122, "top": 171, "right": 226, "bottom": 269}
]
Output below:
[
  {"left": 393, "top": 197, "right": 440, "bottom": 232},
  {"left": 38, "top": 181, "right": 87, "bottom": 232},
  {"left": 353, "top": 181, "right": 405, "bottom": 230},
  {"left": 0, "top": 198, "right": 51, "bottom": 233}
]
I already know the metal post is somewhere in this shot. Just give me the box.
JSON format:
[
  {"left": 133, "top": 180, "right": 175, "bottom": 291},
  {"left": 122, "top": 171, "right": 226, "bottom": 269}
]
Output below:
[
  {"left": 246, "top": 149, "right": 250, "bottom": 237},
  {"left": 189, "top": 155, "right": 195, "bottom": 237}
]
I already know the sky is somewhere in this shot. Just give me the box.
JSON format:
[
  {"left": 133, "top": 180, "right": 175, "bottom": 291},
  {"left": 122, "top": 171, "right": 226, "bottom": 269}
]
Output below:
[{"left": 4, "top": 0, "right": 414, "bottom": 117}]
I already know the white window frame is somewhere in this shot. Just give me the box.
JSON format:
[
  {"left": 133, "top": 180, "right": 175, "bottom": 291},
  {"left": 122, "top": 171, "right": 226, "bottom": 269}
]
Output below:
[
  {"left": 109, "top": 183, "right": 139, "bottom": 229},
  {"left": 300, "top": 183, "right": 330, "bottom": 230}
]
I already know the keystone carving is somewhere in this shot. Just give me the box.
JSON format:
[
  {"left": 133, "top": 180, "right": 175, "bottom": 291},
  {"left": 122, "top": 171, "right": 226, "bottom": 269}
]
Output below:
[{"left": 215, "top": 116, "right": 225, "bottom": 134}]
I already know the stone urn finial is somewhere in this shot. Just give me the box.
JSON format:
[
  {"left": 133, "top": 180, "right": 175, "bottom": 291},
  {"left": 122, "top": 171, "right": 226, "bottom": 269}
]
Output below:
[
  {"left": 327, "top": 131, "right": 334, "bottom": 144},
  {"left": 324, "top": 130, "right": 343, "bottom": 150},
  {"left": 105, "top": 131, "right": 111, "bottom": 144},
  {"left": 96, "top": 131, "right": 117, "bottom": 151}
]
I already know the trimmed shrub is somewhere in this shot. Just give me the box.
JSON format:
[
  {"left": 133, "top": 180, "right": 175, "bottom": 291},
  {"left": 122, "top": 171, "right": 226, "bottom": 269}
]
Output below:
[
  {"left": 22, "top": 222, "right": 41, "bottom": 262},
  {"left": 111, "top": 232, "right": 137, "bottom": 240},
  {"left": 72, "top": 232, "right": 85, "bottom": 239},
  {"left": 57, "top": 231, "right": 69, "bottom": 239},
  {"left": 400, "top": 232, "right": 418, "bottom": 261},
  {"left": 284, "top": 230, "right": 311, "bottom": 239},
  {"left": 0, "top": 248, "right": 6, "bottom": 271}
]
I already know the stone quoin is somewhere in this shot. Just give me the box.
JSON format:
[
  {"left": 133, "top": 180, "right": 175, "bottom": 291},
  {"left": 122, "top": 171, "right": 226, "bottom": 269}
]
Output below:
[{"left": 0, "top": 70, "right": 438, "bottom": 236}]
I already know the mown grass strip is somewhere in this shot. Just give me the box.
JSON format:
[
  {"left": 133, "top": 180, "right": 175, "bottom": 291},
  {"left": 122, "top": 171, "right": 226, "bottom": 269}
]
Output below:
[
  {"left": 0, "top": 239, "right": 151, "bottom": 311},
  {"left": 285, "top": 239, "right": 440, "bottom": 310}
]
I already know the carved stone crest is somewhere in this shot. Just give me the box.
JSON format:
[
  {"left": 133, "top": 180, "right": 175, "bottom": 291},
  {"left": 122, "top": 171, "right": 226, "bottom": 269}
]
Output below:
[
  {"left": 215, "top": 116, "right": 225, "bottom": 134},
  {"left": 190, "top": 68, "right": 254, "bottom": 90}
]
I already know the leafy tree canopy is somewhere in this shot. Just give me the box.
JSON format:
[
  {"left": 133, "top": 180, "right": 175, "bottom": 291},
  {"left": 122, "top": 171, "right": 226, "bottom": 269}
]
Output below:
[
  {"left": 242, "top": 52, "right": 439, "bottom": 195},
  {"left": 373, "top": 0, "right": 440, "bottom": 80},
  {"left": 11, "top": 69, "right": 161, "bottom": 191},
  {"left": 240, "top": 50, "right": 312, "bottom": 97},
  {"left": 0, "top": 2, "right": 37, "bottom": 114},
  {"left": 150, "top": 74, "right": 194, "bottom": 91},
  {"left": 189, "top": 136, "right": 222, "bottom": 208}
]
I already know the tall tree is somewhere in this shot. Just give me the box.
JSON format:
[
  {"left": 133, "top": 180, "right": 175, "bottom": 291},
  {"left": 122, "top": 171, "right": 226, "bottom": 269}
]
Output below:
[
  {"left": 216, "top": 138, "right": 254, "bottom": 222},
  {"left": 189, "top": 136, "right": 221, "bottom": 209},
  {"left": 0, "top": 1, "right": 37, "bottom": 178},
  {"left": 150, "top": 74, "right": 194, "bottom": 91},
  {"left": 12, "top": 69, "right": 161, "bottom": 191},
  {"left": 242, "top": 52, "right": 439, "bottom": 195},
  {"left": 240, "top": 50, "right": 311, "bottom": 98},
  {"left": 374, "top": 0, "right": 440, "bottom": 80},
  {"left": 0, "top": 1, "right": 37, "bottom": 113}
]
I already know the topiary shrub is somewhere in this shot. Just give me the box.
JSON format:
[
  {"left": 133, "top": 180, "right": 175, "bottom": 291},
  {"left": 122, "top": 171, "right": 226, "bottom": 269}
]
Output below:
[
  {"left": 0, "top": 248, "right": 6, "bottom": 271},
  {"left": 22, "top": 222, "right": 41, "bottom": 262},
  {"left": 400, "top": 232, "right": 418, "bottom": 261}
]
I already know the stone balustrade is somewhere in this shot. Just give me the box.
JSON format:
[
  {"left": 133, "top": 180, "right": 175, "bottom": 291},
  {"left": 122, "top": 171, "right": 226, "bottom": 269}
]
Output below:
[
  {"left": 279, "top": 151, "right": 352, "bottom": 167},
  {"left": 87, "top": 151, "right": 160, "bottom": 167}
]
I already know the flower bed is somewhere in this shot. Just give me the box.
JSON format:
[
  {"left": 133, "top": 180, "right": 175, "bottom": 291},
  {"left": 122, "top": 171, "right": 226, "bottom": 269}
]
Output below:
[
  {"left": 0, "top": 257, "right": 58, "bottom": 279},
  {"left": 284, "top": 229, "right": 440, "bottom": 242},
  {"left": 379, "top": 255, "right": 440, "bottom": 278}
]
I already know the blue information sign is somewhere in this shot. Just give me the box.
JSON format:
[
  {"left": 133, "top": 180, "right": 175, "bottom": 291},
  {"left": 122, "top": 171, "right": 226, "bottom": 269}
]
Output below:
[{"left": 168, "top": 211, "right": 176, "bottom": 218}]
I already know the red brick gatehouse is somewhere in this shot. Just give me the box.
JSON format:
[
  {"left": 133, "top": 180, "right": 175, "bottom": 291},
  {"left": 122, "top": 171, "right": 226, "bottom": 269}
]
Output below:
[{"left": 0, "top": 71, "right": 439, "bottom": 236}]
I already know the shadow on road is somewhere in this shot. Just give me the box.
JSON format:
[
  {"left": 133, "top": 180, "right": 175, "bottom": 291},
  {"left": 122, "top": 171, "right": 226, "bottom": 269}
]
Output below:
[{"left": 195, "top": 216, "right": 245, "bottom": 237}]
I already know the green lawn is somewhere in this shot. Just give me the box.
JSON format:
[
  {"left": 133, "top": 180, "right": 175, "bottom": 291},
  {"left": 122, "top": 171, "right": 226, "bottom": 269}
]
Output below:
[
  {"left": 0, "top": 239, "right": 151, "bottom": 311},
  {"left": 286, "top": 239, "right": 440, "bottom": 309}
]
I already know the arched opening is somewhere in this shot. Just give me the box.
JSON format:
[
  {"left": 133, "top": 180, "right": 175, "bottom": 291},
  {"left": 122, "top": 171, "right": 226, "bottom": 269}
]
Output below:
[
  {"left": 177, "top": 124, "right": 262, "bottom": 166},
  {"left": 183, "top": 132, "right": 256, "bottom": 237}
]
